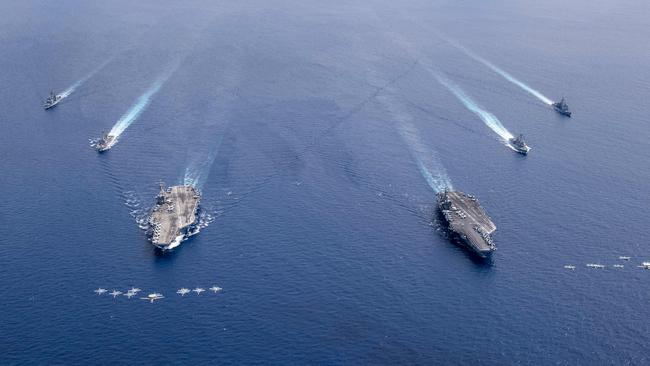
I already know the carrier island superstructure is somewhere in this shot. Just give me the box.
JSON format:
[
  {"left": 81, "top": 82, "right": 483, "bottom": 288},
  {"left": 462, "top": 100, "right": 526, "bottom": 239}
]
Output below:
[
  {"left": 437, "top": 190, "right": 497, "bottom": 258},
  {"left": 147, "top": 183, "right": 201, "bottom": 250}
]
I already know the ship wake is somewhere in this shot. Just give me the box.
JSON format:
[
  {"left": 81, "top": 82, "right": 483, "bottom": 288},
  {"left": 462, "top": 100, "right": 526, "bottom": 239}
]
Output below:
[
  {"left": 440, "top": 35, "right": 553, "bottom": 105},
  {"left": 60, "top": 58, "right": 112, "bottom": 98},
  {"left": 88, "top": 137, "right": 99, "bottom": 149},
  {"left": 122, "top": 190, "right": 150, "bottom": 230},
  {"left": 196, "top": 210, "right": 216, "bottom": 231},
  {"left": 399, "top": 122, "right": 453, "bottom": 193},
  {"left": 108, "top": 62, "right": 178, "bottom": 138},
  {"left": 379, "top": 94, "right": 453, "bottom": 193},
  {"left": 183, "top": 134, "right": 224, "bottom": 190},
  {"left": 108, "top": 78, "right": 164, "bottom": 137},
  {"left": 430, "top": 71, "right": 514, "bottom": 141}
]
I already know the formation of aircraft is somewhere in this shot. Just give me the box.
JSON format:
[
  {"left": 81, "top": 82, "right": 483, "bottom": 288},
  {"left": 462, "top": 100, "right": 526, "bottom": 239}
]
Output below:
[
  {"left": 563, "top": 259, "right": 650, "bottom": 270},
  {"left": 94, "top": 284, "right": 224, "bottom": 302}
]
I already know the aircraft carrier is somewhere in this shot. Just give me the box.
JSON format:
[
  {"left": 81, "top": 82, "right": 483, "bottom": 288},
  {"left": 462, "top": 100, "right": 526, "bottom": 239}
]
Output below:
[
  {"left": 147, "top": 183, "right": 201, "bottom": 250},
  {"left": 437, "top": 190, "right": 497, "bottom": 258}
]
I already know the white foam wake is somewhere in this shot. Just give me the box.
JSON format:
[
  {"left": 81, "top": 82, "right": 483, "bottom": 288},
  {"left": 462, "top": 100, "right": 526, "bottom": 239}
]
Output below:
[
  {"left": 378, "top": 94, "right": 453, "bottom": 193},
  {"left": 183, "top": 134, "right": 224, "bottom": 189},
  {"left": 122, "top": 190, "right": 150, "bottom": 230},
  {"left": 430, "top": 71, "right": 514, "bottom": 141},
  {"left": 398, "top": 122, "right": 453, "bottom": 193},
  {"left": 442, "top": 36, "right": 553, "bottom": 105},
  {"left": 60, "top": 80, "right": 82, "bottom": 98},
  {"left": 60, "top": 58, "right": 112, "bottom": 98},
  {"left": 108, "top": 61, "right": 179, "bottom": 138},
  {"left": 108, "top": 78, "right": 164, "bottom": 137}
]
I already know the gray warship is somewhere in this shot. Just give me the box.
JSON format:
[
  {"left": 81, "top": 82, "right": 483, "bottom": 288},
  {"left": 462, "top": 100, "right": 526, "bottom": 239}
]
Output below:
[
  {"left": 437, "top": 190, "right": 497, "bottom": 258},
  {"left": 43, "top": 91, "right": 63, "bottom": 110},
  {"left": 94, "top": 132, "right": 117, "bottom": 152},
  {"left": 147, "top": 183, "right": 201, "bottom": 250},
  {"left": 508, "top": 134, "right": 530, "bottom": 155},
  {"left": 552, "top": 98, "right": 571, "bottom": 117}
]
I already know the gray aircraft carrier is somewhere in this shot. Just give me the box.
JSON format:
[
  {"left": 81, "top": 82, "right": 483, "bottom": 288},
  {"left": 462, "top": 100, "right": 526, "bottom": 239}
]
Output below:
[
  {"left": 147, "top": 183, "right": 201, "bottom": 250},
  {"left": 437, "top": 190, "right": 497, "bottom": 258}
]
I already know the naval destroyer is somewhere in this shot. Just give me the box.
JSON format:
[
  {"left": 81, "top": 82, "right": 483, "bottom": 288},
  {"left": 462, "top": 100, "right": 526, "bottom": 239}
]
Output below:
[
  {"left": 508, "top": 134, "right": 530, "bottom": 155},
  {"left": 552, "top": 98, "right": 572, "bottom": 117},
  {"left": 147, "top": 183, "right": 201, "bottom": 250},
  {"left": 437, "top": 190, "right": 497, "bottom": 258},
  {"left": 43, "top": 91, "right": 63, "bottom": 109},
  {"left": 94, "top": 132, "right": 118, "bottom": 152}
]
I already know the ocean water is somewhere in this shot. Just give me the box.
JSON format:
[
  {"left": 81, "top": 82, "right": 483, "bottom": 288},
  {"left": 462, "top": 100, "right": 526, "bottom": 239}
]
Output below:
[{"left": 1, "top": 0, "right": 649, "bottom": 364}]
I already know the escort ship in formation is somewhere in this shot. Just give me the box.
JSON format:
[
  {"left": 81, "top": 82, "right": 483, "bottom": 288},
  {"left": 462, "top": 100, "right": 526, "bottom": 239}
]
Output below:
[
  {"left": 508, "top": 134, "right": 530, "bottom": 155},
  {"left": 94, "top": 132, "right": 118, "bottom": 152},
  {"left": 147, "top": 183, "right": 201, "bottom": 250},
  {"left": 42, "top": 79, "right": 572, "bottom": 259},
  {"left": 43, "top": 91, "right": 63, "bottom": 109},
  {"left": 437, "top": 190, "right": 497, "bottom": 258},
  {"left": 552, "top": 97, "right": 572, "bottom": 117}
]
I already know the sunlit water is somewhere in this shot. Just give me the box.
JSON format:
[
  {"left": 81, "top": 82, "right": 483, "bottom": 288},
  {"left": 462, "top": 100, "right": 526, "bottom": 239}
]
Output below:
[{"left": 1, "top": 0, "right": 649, "bottom": 364}]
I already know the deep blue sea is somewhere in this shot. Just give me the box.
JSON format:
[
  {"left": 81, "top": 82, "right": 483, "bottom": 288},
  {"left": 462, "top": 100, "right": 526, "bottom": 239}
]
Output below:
[{"left": 1, "top": 0, "right": 649, "bottom": 364}]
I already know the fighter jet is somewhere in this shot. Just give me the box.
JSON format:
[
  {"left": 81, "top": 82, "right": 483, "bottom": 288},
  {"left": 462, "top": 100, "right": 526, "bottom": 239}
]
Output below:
[
  {"left": 109, "top": 290, "right": 123, "bottom": 298},
  {"left": 619, "top": 256, "right": 631, "bottom": 261},
  {"left": 177, "top": 288, "right": 190, "bottom": 296},
  {"left": 94, "top": 288, "right": 107, "bottom": 295},
  {"left": 209, "top": 286, "right": 223, "bottom": 293},
  {"left": 141, "top": 293, "right": 165, "bottom": 303},
  {"left": 192, "top": 287, "right": 205, "bottom": 295},
  {"left": 128, "top": 287, "right": 142, "bottom": 294},
  {"left": 563, "top": 265, "right": 576, "bottom": 270},
  {"left": 123, "top": 291, "right": 136, "bottom": 299}
]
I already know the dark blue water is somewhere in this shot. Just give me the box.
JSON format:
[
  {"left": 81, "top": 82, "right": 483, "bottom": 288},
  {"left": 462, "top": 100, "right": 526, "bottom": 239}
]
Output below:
[{"left": 2, "top": 0, "right": 649, "bottom": 364}]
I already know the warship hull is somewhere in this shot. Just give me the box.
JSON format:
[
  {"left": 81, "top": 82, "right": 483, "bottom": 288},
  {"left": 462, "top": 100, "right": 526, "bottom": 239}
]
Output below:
[
  {"left": 553, "top": 106, "right": 572, "bottom": 117},
  {"left": 508, "top": 142, "right": 530, "bottom": 155},
  {"left": 147, "top": 184, "right": 201, "bottom": 251},
  {"left": 552, "top": 99, "right": 572, "bottom": 117},
  {"left": 43, "top": 96, "right": 63, "bottom": 110},
  {"left": 95, "top": 135, "right": 117, "bottom": 152},
  {"left": 437, "top": 191, "right": 496, "bottom": 258},
  {"left": 508, "top": 135, "right": 530, "bottom": 155}
]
